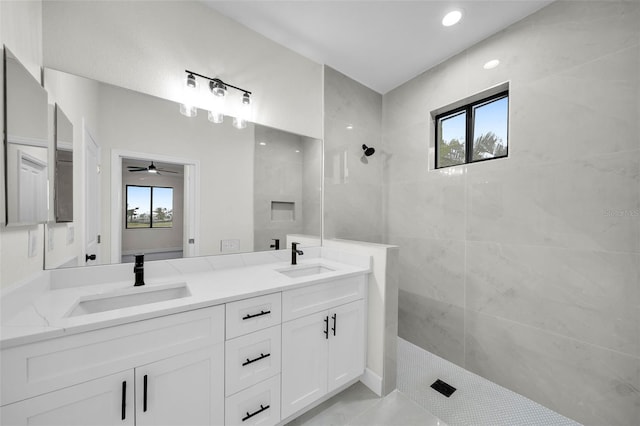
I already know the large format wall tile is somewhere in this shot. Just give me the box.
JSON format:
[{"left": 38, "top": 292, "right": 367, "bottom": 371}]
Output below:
[
  {"left": 398, "top": 290, "right": 465, "bottom": 367},
  {"left": 466, "top": 150, "right": 640, "bottom": 252},
  {"left": 466, "top": 241, "right": 640, "bottom": 355},
  {"left": 390, "top": 236, "right": 465, "bottom": 308},
  {"left": 465, "top": 310, "right": 640, "bottom": 426}
]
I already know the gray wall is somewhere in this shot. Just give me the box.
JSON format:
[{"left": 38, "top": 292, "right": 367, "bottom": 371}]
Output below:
[
  {"left": 323, "top": 66, "right": 384, "bottom": 243},
  {"left": 382, "top": 1, "right": 640, "bottom": 425}
]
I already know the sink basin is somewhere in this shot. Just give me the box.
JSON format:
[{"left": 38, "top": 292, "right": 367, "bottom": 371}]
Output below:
[
  {"left": 277, "top": 264, "right": 335, "bottom": 278},
  {"left": 66, "top": 283, "right": 191, "bottom": 317}
]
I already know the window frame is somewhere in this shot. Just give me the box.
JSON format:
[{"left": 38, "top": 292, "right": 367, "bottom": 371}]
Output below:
[
  {"left": 434, "top": 90, "right": 509, "bottom": 169},
  {"left": 125, "top": 184, "right": 174, "bottom": 229}
]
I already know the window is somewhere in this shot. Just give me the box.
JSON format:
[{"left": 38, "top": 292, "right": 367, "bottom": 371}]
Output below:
[
  {"left": 126, "top": 185, "right": 173, "bottom": 228},
  {"left": 435, "top": 91, "right": 508, "bottom": 169}
]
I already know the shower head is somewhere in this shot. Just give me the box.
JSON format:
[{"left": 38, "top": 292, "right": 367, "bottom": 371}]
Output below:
[{"left": 362, "top": 144, "right": 375, "bottom": 156}]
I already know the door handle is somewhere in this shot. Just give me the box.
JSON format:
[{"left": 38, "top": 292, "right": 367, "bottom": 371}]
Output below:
[
  {"left": 86, "top": 253, "right": 96, "bottom": 262},
  {"left": 332, "top": 313, "right": 337, "bottom": 336}
]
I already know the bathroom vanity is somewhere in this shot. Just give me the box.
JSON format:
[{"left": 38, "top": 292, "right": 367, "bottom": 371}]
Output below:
[{"left": 0, "top": 248, "right": 370, "bottom": 426}]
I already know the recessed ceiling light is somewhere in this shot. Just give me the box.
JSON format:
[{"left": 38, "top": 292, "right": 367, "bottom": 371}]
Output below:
[
  {"left": 259, "top": 142, "right": 266, "bottom": 146},
  {"left": 483, "top": 59, "right": 500, "bottom": 70},
  {"left": 346, "top": 124, "right": 354, "bottom": 130},
  {"left": 442, "top": 10, "right": 462, "bottom": 27},
  {"left": 295, "top": 150, "right": 300, "bottom": 153}
]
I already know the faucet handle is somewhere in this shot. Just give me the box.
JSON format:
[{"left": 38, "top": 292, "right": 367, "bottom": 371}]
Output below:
[{"left": 135, "top": 254, "right": 145, "bottom": 265}]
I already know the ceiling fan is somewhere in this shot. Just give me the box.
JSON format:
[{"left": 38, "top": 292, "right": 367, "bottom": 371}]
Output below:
[{"left": 127, "top": 161, "right": 178, "bottom": 175}]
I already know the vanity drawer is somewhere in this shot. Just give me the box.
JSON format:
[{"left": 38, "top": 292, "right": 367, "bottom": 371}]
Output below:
[
  {"left": 1, "top": 305, "right": 224, "bottom": 406},
  {"left": 282, "top": 275, "right": 366, "bottom": 322},
  {"left": 225, "top": 375, "right": 280, "bottom": 426},
  {"left": 226, "top": 292, "right": 281, "bottom": 339},
  {"left": 225, "top": 325, "right": 281, "bottom": 396}
]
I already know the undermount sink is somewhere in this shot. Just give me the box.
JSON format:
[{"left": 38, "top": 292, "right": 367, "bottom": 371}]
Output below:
[
  {"left": 66, "top": 283, "right": 191, "bottom": 317},
  {"left": 277, "top": 264, "right": 335, "bottom": 278}
]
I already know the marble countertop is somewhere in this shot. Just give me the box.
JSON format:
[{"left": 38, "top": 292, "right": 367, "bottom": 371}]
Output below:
[{"left": 1, "top": 253, "right": 370, "bottom": 349}]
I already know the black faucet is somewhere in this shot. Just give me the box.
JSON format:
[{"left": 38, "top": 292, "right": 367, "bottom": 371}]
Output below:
[
  {"left": 134, "top": 254, "right": 145, "bottom": 286},
  {"left": 270, "top": 238, "right": 280, "bottom": 250},
  {"left": 291, "top": 242, "right": 304, "bottom": 265}
]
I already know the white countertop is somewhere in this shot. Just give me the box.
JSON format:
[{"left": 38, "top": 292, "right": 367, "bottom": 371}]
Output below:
[{"left": 1, "top": 251, "right": 371, "bottom": 349}]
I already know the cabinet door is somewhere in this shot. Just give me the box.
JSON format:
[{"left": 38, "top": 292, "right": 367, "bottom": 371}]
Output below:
[
  {"left": 0, "top": 370, "right": 134, "bottom": 426},
  {"left": 135, "top": 344, "right": 224, "bottom": 426},
  {"left": 281, "top": 310, "right": 329, "bottom": 419},
  {"left": 327, "top": 299, "right": 365, "bottom": 393}
]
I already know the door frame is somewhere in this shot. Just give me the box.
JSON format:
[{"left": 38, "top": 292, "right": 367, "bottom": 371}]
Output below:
[
  {"left": 84, "top": 124, "right": 101, "bottom": 266},
  {"left": 111, "top": 149, "right": 200, "bottom": 263}
]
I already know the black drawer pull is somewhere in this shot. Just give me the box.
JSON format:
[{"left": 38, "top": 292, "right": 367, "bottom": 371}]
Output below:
[
  {"left": 323, "top": 315, "right": 329, "bottom": 339},
  {"left": 143, "top": 375, "right": 148, "bottom": 412},
  {"left": 242, "top": 352, "right": 271, "bottom": 366},
  {"left": 242, "top": 310, "right": 271, "bottom": 320},
  {"left": 242, "top": 404, "right": 270, "bottom": 422},
  {"left": 121, "top": 381, "right": 126, "bottom": 420},
  {"left": 332, "top": 313, "right": 337, "bottom": 336}
]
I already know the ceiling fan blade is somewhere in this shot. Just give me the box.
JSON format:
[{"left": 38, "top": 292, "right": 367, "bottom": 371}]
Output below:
[
  {"left": 127, "top": 167, "right": 147, "bottom": 171},
  {"left": 157, "top": 169, "right": 178, "bottom": 174}
]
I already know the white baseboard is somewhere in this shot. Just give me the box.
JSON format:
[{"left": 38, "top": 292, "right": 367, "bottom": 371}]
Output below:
[{"left": 360, "top": 368, "right": 382, "bottom": 396}]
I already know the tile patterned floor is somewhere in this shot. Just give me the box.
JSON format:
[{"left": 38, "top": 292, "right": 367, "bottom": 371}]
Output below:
[{"left": 286, "top": 337, "right": 580, "bottom": 426}]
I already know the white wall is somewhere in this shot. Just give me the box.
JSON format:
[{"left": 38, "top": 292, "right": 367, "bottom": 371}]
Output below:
[
  {"left": 42, "top": 0, "right": 323, "bottom": 139},
  {"left": 0, "top": 0, "right": 45, "bottom": 288}
]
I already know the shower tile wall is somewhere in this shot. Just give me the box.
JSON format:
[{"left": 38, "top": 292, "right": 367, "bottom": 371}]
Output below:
[
  {"left": 324, "top": 66, "right": 384, "bottom": 243},
  {"left": 382, "top": 1, "right": 640, "bottom": 425}
]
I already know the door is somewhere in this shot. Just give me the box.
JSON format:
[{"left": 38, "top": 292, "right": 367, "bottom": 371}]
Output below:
[
  {"left": 135, "top": 345, "right": 224, "bottom": 426},
  {"left": 0, "top": 370, "right": 134, "bottom": 426},
  {"left": 327, "top": 300, "right": 366, "bottom": 392},
  {"left": 84, "top": 127, "right": 101, "bottom": 265},
  {"left": 281, "top": 310, "right": 329, "bottom": 419}
]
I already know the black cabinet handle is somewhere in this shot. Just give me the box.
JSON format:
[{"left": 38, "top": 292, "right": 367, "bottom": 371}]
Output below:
[
  {"left": 323, "top": 315, "right": 329, "bottom": 339},
  {"left": 332, "top": 313, "right": 337, "bottom": 336},
  {"left": 242, "top": 310, "right": 271, "bottom": 320},
  {"left": 121, "top": 381, "right": 126, "bottom": 420},
  {"left": 242, "top": 404, "right": 270, "bottom": 422},
  {"left": 143, "top": 374, "right": 148, "bottom": 412},
  {"left": 242, "top": 352, "right": 271, "bottom": 366}
]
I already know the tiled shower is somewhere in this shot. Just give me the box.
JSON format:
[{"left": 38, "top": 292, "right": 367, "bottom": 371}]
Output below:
[{"left": 324, "top": 2, "right": 640, "bottom": 425}]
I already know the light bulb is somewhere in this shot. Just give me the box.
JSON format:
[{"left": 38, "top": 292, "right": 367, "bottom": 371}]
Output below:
[
  {"left": 208, "top": 79, "right": 227, "bottom": 124},
  {"left": 179, "top": 74, "right": 198, "bottom": 117},
  {"left": 233, "top": 92, "right": 251, "bottom": 130}
]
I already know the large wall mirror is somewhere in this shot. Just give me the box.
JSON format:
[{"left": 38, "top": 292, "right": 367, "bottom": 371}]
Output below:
[
  {"left": 42, "top": 68, "right": 322, "bottom": 269},
  {"left": 3, "top": 46, "right": 49, "bottom": 226}
]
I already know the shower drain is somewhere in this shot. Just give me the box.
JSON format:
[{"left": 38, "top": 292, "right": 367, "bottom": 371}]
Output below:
[{"left": 430, "top": 379, "right": 456, "bottom": 397}]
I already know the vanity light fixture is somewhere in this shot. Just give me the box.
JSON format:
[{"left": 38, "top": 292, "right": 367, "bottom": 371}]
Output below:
[
  {"left": 442, "top": 10, "right": 462, "bottom": 27},
  {"left": 179, "top": 70, "right": 252, "bottom": 129}
]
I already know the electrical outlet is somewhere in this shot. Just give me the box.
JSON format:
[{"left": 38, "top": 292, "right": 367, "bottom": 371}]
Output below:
[{"left": 220, "top": 239, "right": 240, "bottom": 253}]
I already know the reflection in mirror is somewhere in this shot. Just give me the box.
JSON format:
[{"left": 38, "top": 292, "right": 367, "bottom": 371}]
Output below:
[
  {"left": 4, "top": 47, "right": 49, "bottom": 226},
  {"left": 54, "top": 104, "right": 73, "bottom": 222},
  {"left": 42, "top": 68, "right": 322, "bottom": 269}
]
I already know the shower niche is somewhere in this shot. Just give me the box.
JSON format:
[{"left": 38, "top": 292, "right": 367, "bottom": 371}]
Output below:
[{"left": 271, "top": 201, "right": 295, "bottom": 222}]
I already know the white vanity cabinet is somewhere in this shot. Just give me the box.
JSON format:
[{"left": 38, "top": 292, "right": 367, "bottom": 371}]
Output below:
[
  {"left": 281, "top": 276, "right": 366, "bottom": 420},
  {"left": 0, "top": 305, "right": 225, "bottom": 426}
]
